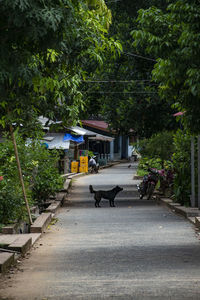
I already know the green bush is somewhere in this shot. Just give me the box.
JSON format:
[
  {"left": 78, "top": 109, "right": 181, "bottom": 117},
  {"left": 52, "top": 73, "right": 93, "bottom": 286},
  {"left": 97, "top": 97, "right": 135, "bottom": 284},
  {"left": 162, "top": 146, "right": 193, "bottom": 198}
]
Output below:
[
  {"left": 138, "top": 131, "right": 175, "bottom": 167},
  {"left": 0, "top": 133, "right": 32, "bottom": 224},
  {"left": 0, "top": 132, "right": 64, "bottom": 224},
  {"left": 137, "top": 131, "right": 174, "bottom": 176},
  {"left": 0, "top": 179, "right": 27, "bottom": 224},
  {"left": 137, "top": 129, "right": 193, "bottom": 206},
  {"left": 171, "top": 130, "right": 191, "bottom": 206},
  {"left": 30, "top": 147, "right": 64, "bottom": 206}
]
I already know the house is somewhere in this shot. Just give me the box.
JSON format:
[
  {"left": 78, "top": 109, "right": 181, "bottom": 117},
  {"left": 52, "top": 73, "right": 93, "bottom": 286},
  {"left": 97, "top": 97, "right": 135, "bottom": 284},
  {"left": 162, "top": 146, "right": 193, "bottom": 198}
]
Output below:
[
  {"left": 38, "top": 117, "right": 114, "bottom": 172},
  {"left": 81, "top": 120, "right": 130, "bottom": 161}
]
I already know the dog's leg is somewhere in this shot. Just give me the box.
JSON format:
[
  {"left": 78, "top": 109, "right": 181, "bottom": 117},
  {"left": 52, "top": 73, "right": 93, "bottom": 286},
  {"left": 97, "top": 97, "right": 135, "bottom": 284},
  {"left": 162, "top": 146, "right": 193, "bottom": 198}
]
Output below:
[
  {"left": 109, "top": 199, "right": 113, "bottom": 207},
  {"left": 97, "top": 196, "right": 101, "bottom": 207},
  {"left": 111, "top": 199, "right": 115, "bottom": 207},
  {"left": 95, "top": 195, "right": 101, "bottom": 207}
]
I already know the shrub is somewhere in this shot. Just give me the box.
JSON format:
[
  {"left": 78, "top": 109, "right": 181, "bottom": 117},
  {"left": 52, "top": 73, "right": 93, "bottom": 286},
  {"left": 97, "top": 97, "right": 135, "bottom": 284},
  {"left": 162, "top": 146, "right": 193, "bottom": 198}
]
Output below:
[
  {"left": 30, "top": 146, "right": 64, "bottom": 207},
  {"left": 171, "top": 129, "right": 191, "bottom": 205},
  {"left": 138, "top": 131, "right": 175, "bottom": 167},
  {"left": 137, "top": 129, "right": 193, "bottom": 206},
  {"left": 0, "top": 132, "right": 64, "bottom": 224},
  {"left": 0, "top": 133, "right": 32, "bottom": 224}
]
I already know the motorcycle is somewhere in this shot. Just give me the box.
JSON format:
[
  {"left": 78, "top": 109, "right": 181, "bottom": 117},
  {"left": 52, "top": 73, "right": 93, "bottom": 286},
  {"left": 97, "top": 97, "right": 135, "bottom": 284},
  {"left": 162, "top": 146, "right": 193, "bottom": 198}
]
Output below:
[
  {"left": 88, "top": 156, "right": 99, "bottom": 174},
  {"left": 137, "top": 168, "right": 165, "bottom": 200}
]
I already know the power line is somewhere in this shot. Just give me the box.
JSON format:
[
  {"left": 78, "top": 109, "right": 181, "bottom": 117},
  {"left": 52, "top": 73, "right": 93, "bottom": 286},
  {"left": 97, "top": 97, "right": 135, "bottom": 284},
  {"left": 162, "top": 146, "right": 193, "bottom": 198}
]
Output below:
[
  {"left": 81, "top": 80, "right": 157, "bottom": 83},
  {"left": 124, "top": 52, "right": 157, "bottom": 62},
  {"left": 105, "top": 0, "right": 122, "bottom": 3},
  {"left": 83, "top": 91, "right": 157, "bottom": 94}
]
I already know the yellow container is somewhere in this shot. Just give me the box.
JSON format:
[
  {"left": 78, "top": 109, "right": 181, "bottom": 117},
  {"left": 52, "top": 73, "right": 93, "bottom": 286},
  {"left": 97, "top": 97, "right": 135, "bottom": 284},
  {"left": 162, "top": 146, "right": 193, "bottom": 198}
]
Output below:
[
  {"left": 80, "top": 156, "right": 88, "bottom": 165},
  {"left": 79, "top": 165, "right": 88, "bottom": 173},
  {"left": 71, "top": 161, "right": 79, "bottom": 173}
]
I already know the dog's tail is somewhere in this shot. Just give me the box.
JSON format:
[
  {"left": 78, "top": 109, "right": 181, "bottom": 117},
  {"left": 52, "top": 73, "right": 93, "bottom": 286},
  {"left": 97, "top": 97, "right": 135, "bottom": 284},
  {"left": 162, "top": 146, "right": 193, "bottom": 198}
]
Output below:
[{"left": 89, "top": 185, "right": 95, "bottom": 193}]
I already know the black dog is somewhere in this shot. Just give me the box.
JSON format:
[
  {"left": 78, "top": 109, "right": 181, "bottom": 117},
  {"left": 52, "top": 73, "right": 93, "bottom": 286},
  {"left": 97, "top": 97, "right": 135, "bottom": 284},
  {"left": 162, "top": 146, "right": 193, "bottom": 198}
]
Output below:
[{"left": 89, "top": 185, "right": 123, "bottom": 207}]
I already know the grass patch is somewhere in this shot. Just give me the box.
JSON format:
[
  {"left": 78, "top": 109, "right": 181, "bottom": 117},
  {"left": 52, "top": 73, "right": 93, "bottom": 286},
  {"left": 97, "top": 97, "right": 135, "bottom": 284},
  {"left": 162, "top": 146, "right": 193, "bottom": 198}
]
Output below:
[{"left": 137, "top": 169, "right": 148, "bottom": 177}]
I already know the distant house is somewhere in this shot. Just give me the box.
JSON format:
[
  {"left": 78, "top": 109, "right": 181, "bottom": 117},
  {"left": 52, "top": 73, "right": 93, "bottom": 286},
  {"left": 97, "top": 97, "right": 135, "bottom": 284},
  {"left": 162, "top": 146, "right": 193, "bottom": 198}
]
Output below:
[
  {"left": 38, "top": 117, "right": 132, "bottom": 172},
  {"left": 38, "top": 117, "right": 115, "bottom": 172},
  {"left": 81, "top": 120, "right": 130, "bottom": 160}
]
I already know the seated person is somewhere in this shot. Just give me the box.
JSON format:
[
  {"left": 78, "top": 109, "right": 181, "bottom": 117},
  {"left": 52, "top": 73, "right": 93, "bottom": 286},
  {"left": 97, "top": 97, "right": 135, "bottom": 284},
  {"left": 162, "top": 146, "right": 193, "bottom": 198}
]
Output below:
[{"left": 89, "top": 156, "right": 99, "bottom": 173}]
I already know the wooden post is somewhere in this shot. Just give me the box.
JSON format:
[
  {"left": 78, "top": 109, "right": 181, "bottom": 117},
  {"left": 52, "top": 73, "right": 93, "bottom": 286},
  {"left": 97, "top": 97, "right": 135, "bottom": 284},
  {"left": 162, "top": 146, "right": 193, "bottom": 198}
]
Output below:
[
  {"left": 190, "top": 136, "right": 195, "bottom": 207},
  {"left": 198, "top": 135, "right": 200, "bottom": 209},
  {"left": 10, "top": 125, "right": 33, "bottom": 224},
  {"left": 64, "top": 151, "right": 69, "bottom": 174},
  {"left": 74, "top": 144, "right": 78, "bottom": 160}
]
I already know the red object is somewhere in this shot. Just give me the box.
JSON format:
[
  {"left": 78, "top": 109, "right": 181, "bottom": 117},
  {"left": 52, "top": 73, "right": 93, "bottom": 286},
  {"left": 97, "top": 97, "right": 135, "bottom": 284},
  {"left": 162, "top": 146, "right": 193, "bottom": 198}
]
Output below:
[
  {"left": 0, "top": 176, "right": 3, "bottom": 181},
  {"left": 173, "top": 111, "right": 186, "bottom": 116}
]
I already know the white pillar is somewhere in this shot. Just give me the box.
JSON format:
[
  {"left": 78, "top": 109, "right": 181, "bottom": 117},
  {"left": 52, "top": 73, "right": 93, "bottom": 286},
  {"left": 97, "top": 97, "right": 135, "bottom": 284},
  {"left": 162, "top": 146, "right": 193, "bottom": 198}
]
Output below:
[
  {"left": 119, "top": 136, "right": 122, "bottom": 159},
  {"left": 110, "top": 140, "right": 114, "bottom": 160}
]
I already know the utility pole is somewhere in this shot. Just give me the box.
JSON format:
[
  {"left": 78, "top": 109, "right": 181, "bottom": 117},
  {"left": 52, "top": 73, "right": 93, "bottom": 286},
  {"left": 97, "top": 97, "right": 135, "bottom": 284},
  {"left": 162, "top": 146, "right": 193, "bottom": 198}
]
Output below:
[
  {"left": 198, "top": 136, "right": 200, "bottom": 209},
  {"left": 191, "top": 137, "right": 195, "bottom": 207}
]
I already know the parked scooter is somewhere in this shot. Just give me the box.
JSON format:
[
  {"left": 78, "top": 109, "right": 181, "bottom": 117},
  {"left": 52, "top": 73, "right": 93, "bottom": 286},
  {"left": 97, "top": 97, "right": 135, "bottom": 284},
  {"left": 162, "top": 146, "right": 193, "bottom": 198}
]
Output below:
[{"left": 137, "top": 168, "right": 165, "bottom": 200}]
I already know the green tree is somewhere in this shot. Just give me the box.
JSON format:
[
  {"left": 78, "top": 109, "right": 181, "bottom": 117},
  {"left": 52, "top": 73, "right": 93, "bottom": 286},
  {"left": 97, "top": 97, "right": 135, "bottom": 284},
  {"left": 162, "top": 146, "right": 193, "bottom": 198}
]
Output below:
[
  {"left": 132, "top": 0, "right": 200, "bottom": 134},
  {"left": 0, "top": 0, "right": 120, "bottom": 222},
  {"left": 80, "top": 0, "right": 177, "bottom": 137},
  {"left": 0, "top": 0, "right": 119, "bottom": 129},
  {"left": 138, "top": 131, "right": 175, "bottom": 166}
]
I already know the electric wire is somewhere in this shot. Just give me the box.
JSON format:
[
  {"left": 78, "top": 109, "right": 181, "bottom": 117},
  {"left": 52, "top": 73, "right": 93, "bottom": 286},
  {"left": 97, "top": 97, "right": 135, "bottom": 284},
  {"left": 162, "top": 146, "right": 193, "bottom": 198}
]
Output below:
[
  {"left": 124, "top": 52, "right": 157, "bottom": 62},
  {"left": 82, "top": 91, "right": 157, "bottom": 94}
]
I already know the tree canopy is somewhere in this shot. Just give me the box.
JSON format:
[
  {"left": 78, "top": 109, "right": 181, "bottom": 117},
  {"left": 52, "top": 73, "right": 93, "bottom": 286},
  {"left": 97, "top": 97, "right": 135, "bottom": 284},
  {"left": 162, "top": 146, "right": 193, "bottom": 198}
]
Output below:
[
  {"left": 80, "top": 0, "right": 177, "bottom": 138},
  {"left": 0, "top": 0, "right": 120, "bottom": 134},
  {"left": 132, "top": 0, "right": 200, "bottom": 134}
]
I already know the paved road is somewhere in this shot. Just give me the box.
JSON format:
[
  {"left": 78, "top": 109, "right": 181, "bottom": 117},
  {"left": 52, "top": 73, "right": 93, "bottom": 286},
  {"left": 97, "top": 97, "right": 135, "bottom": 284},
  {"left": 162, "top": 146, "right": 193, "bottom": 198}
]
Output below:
[{"left": 1, "top": 162, "right": 200, "bottom": 300}]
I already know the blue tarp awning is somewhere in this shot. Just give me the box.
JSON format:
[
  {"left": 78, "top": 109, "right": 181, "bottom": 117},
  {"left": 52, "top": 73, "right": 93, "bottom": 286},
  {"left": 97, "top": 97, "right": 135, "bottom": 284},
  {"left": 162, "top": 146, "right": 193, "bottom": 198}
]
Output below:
[{"left": 63, "top": 133, "right": 84, "bottom": 143}]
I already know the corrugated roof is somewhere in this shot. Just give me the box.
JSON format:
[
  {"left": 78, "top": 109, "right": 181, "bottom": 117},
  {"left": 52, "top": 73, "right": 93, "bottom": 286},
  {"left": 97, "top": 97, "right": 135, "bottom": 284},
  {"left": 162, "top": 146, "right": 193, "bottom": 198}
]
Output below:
[
  {"left": 68, "top": 126, "right": 96, "bottom": 136},
  {"left": 81, "top": 120, "right": 109, "bottom": 132},
  {"left": 88, "top": 134, "right": 114, "bottom": 142},
  {"left": 69, "top": 126, "right": 114, "bottom": 142},
  {"left": 42, "top": 133, "right": 70, "bottom": 150},
  {"left": 38, "top": 116, "right": 62, "bottom": 129}
]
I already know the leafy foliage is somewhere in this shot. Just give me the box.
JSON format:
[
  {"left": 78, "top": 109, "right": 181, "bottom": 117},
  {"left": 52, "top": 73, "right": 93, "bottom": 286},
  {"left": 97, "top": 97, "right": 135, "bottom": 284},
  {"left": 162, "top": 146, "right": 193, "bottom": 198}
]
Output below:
[
  {"left": 0, "top": 0, "right": 120, "bottom": 131},
  {"left": 30, "top": 147, "right": 64, "bottom": 207},
  {"left": 132, "top": 0, "right": 200, "bottom": 134},
  {"left": 137, "top": 157, "right": 163, "bottom": 176},
  {"left": 138, "top": 131, "right": 175, "bottom": 166},
  {"left": 80, "top": 0, "right": 177, "bottom": 137},
  {"left": 0, "top": 132, "right": 64, "bottom": 224},
  {"left": 171, "top": 130, "right": 191, "bottom": 205},
  {"left": 0, "top": 133, "right": 32, "bottom": 224},
  {"left": 137, "top": 129, "right": 194, "bottom": 205}
]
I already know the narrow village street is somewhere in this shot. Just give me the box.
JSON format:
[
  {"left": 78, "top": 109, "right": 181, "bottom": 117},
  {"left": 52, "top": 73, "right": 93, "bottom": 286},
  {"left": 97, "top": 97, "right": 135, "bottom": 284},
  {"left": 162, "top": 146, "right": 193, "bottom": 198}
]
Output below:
[{"left": 1, "top": 162, "right": 200, "bottom": 300}]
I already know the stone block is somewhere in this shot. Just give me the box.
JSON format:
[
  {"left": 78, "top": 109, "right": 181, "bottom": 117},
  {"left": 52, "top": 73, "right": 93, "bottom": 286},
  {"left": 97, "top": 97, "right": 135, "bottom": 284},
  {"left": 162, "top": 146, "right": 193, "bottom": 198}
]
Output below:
[
  {"left": 8, "top": 235, "right": 32, "bottom": 254},
  {"left": 195, "top": 217, "right": 200, "bottom": 229},
  {"left": 2, "top": 223, "right": 18, "bottom": 234},
  {"left": 56, "top": 192, "right": 66, "bottom": 202},
  {"left": 174, "top": 206, "right": 200, "bottom": 218},
  {"left": 0, "top": 252, "right": 14, "bottom": 273},
  {"left": 30, "top": 212, "right": 52, "bottom": 233},
  {"left": 45, "top": 201, "right": 61, "bottom": 213}
]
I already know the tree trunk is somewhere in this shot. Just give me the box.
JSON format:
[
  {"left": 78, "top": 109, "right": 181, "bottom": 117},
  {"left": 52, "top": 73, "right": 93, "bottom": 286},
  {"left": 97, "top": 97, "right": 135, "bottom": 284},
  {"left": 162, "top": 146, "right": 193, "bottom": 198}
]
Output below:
[{"left": 10, "top": 125, "right": 33, "bottom": 225}]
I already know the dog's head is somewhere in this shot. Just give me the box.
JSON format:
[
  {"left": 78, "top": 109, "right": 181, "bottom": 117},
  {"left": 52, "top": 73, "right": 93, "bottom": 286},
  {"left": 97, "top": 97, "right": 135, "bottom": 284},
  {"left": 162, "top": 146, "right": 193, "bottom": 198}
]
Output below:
[{"left": 115, "top": 185, "right": 123, "bottom": 193}]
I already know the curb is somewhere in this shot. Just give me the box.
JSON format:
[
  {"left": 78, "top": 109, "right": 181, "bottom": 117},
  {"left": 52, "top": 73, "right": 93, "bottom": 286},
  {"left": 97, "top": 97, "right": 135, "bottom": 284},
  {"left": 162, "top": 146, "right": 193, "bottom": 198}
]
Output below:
[
  {"left": 0, "top": 233, "right": 41, "bottom": 273},
  {"left": 155, "top": 195, "right": 200, "bottom": 229},
  {"left": 30, "top": 213, "right": 52, "bottom": 234}
]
